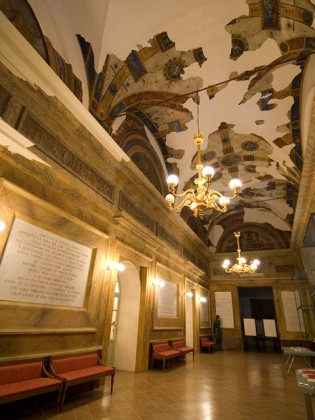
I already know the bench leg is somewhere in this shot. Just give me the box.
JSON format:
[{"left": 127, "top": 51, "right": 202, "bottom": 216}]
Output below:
[
  {"left": 56, "top": 387, "right": 63, "bottom": 412},
  {"left": 110, "top": 373, "right": 115, "bottom": 394},
  {"left": 59, "top": 385, "right": 67, "bottom": 412},
  {"left": 163, "top": 359, "right": 166, "bottom": 370}
]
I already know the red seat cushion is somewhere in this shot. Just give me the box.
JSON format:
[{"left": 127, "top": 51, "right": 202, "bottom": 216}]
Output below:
[
  {"left": 56, "top": 366, "right": 114, "bottom": 382},
  {"left": 201, "top": 338, "right": 214, "bottom": 346},
  {"left": 176, "top": 346, "right": 193, "bottom": 353}
]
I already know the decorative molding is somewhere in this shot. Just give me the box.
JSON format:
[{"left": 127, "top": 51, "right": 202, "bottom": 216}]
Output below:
[{"left": 19, "top": 112, "right": 115, "bottom": 202}]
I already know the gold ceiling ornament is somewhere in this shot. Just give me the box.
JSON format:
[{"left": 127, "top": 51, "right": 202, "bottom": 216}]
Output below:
[
  {"left": 222, "top": 232, "right": 260, "bottom": 276},
  {"left": 165, "top": 133, "right": 242, "bottom": 217}
]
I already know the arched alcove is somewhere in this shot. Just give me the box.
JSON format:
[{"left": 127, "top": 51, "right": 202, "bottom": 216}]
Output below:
[{"left": 114, "top": 261, "right": 141, "bottom": 372}]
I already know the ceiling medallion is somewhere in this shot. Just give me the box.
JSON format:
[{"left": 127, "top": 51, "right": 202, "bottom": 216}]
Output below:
[{"left": 164, "top": 58, "right": 185, "bottom": 81}]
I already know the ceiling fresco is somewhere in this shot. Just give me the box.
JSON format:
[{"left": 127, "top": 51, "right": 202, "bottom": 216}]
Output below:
[{"left": 3, "top": 0, "right": 315, "bottom": 253}]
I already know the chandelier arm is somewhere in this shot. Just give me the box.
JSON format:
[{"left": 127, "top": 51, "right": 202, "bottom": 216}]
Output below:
[
  {"left": 171, "top": 191, "right": 196, "bottom": 212},
  {"left": 172, "top": 188, "right": 195, "bottom": 199}
]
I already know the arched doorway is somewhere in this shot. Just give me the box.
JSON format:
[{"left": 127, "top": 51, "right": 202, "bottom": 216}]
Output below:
[{"left": 113, "top": 261, "right": 141, "bottom": 371}]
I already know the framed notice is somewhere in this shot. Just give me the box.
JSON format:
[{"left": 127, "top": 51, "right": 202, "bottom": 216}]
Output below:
[
  {"left": 281, "top": 291, "right": 305, "bottom": 332},
  {"left": 0, "top": 218, "right": 92, "bottom": 308},
  {"left": 157, "top": 280, "right": 177, "bottom": 318},
  {"left": 263, "top": 319, "right": 277, "bottom": 337},
  {"left": 153, "top": 264, "right": 183, "bottom": 330},
  {"left": 243, "top": 318, "right": 256, "bottom": 336}
]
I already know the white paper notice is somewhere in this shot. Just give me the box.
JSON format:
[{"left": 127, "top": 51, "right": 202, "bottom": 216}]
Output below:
[
  {"left": 157, "top": 280, "right": 177, "bottom": 318},
  {"left": 0, "top": 218, "right": 92, "bottom": 307},
  {"left": 215, "top": 292, "right": 234, "bottom": 328},
  {"left": 244, "top": 318, "right": 256, "bottom": 336},
  {"left": 263, "top": 319, "right": 277, "bottom": 337}
]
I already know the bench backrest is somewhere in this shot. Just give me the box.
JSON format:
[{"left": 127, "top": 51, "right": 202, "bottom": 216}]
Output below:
[
  {"left": 172, "top": 340, "right": 185, "bottom": 349},
  {"left": 152, "top": 343, "right": 170, "bottom": 353},
  {"left": 0, "top": 362, "right": 43, "bottom": 385},
  {"left": 51, "top": 353, "right": 98, "bottom": 374}
]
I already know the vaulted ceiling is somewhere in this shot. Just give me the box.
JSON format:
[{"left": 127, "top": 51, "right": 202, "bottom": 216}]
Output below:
[{"left": 3, "top": 0, "right": 315, "bottom": 254}]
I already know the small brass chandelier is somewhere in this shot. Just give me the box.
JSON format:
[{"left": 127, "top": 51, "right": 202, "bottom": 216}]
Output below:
[
  {"left": 223, "top": 232, "right": 260, "bottom": 275},
  {"left": 165, "top": 132, "right": 242, "bottom": 217}
]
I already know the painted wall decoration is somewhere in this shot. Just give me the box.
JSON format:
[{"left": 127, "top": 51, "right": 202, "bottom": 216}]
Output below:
[
  {"left": 77, "top": 31, "right": 206, "bottom": 178},
  {"left": 0, "top": 0, "right": 82, "bottom": 102}
]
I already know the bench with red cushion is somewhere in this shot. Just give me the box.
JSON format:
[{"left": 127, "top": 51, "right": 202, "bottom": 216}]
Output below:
[
  {"left": 49, "top": 353, "right": 115, "bottom": 410},
  {"left": 171, "top": 340, "right": 194, "bottom": 361},
  {"left": 0, "top": 361, "right": 63, "bottom": 412},
  {"left": 200, "top": 337, "right": 215, "bottom": 353},
  {"left": 151, "top": 342, "right": 181, "bottom": 370}
]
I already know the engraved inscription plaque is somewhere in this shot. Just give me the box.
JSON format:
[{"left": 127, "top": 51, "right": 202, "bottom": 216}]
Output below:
[{"left": 0, "top": 218, "right": 92, "bottom": 307}]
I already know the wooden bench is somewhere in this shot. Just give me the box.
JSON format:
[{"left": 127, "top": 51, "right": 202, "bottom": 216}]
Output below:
[
  {"left": 49, "top": 352, "right": 115, "bottom": 410},
  {"left": 151, "top": 342, "right": 181, "bottom": 370},
  {"left": 0, "top": 361, "right": 64, "bottom": 412},
  {"left": 200, "top": 337, "right": 215, "bottom": 353},
  {"left": 171, "top": 340, "right": 194, "bottom": 361}
]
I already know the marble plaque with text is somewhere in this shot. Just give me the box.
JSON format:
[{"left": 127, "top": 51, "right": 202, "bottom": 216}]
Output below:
[{"left": 0, "top": 218, "right": 92, "bottom": 307}]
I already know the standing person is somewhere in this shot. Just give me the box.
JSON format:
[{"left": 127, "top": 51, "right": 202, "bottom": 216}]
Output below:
[{"left": 213, "top": 315, "right": 222, "bottom": 350}]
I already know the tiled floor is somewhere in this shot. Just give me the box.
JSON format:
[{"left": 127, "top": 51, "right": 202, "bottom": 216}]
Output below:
[{"left": 1, "top": 351, "right": 314, "bottom": 419}]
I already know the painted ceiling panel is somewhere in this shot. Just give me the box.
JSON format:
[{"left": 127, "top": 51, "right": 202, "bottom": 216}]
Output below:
[{"left": 6, "top": 0, "right": 315, "bottom": 252}]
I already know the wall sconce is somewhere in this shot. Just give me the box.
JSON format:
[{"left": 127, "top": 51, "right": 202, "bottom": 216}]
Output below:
[
  {"left": 185, "top": 291, "right": 193, "bottom": 298},
  {"left": 107, "top": 262, "right": 125, "bottom": 272},
  {"left": 199, "top": 296, "right": 207, "bottom": 303},
  {"left": 152, "top": 279, "right": 165, "bottom": 288},
  {"left": 0, "top": 221, "right": 6, "bottom": 232}
]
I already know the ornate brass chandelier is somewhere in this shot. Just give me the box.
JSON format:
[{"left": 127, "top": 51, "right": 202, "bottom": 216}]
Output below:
[
  {"left": 165, "top": 133, "right": 242, "bottom": 217},
  {"left": 223, "top": 232, "right": 260, "bottom": 275}
]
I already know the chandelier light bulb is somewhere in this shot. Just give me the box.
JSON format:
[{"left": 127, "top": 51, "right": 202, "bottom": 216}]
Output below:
[
  {"left": 167, "top": 174, "right": 179, "bottom": 186},
  {"left": 202, "top": 166, "right": 215, "bottom": 178},
  {"left": 165, "top": 193, "right": 175, "bottom": 204},
  {"left": 190, "top": 202, "right": 197, "bottom": 209},
  {"left": 239, "top": 257, "right": 246, "bottom": 264},
  {"left": 223, "top": 259, "right": 230, "bottom": 268},
  {"left": 229, "top": 178, "right": 242, "bottom": 190},
  {"left": 219, "top": 196, "right": 230, "bottom": 206}
]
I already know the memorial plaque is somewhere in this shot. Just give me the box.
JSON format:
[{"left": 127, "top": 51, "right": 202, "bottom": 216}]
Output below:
[
  {"left": 281, "top": 291, "right": 305, "bottom": 332},
  {"left": 0, "top": 218, "right": 92, "bottom": 307},
  {"left": 215, "top": 291, "right": 234, "bottom": 328},
  {"left": 157, "top": 280, "right": 177, "bottom": 318},
  {"left": 200, "top": 300, "right": 209, "bottom": 322}
]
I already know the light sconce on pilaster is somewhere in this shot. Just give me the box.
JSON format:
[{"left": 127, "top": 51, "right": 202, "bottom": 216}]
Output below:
[
  {"left": 185, "top": 291, "right": 193, "bottom": 298},
  {"left": 152, "top": 279, "right": 165, "bottom": 288},
  {"left": 107, "top": 262, "right": 125, "bottom": 272},
  {"left": 199, "top": 296, "right": 207, "bottom": 303},
  {"left": 0, "top": 221, "right": 6, "bottom": 232}
]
